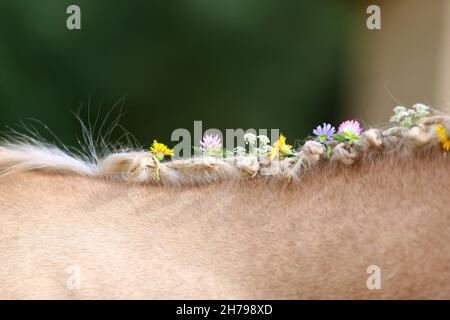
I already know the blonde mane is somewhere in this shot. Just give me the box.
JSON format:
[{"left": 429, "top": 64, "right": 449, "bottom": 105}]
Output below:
[
  {"left": 1, "top": 110, "right": 449, "bottom": 187},
  {"left": 1, "top": 108, "right": 450, "bottom": 299}
]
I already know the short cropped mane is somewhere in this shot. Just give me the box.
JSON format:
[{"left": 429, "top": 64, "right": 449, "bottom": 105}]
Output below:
[{"left": 1, "top": 109, "right": 450, "bottom": 187}]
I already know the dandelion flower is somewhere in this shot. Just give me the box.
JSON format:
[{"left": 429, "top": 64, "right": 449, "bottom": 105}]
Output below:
[
  {"left": 200, "top": 133, "right": 223, "bottom": 156},
  {"left": 313, "top": 123, "right": 336, "bottom": 143},
  {"left": 267, "top": 134, "right": 293, "bottom": 159},
  {"left": 435, "top": 124, "right": 450, "bottom": 151},
  {"left": 149, "top": 140, "right": 173, "bottom": 161}
]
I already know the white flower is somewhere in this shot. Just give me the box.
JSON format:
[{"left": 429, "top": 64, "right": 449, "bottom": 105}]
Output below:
[
  {"left": 393, "top": 105, "right": 407, "bottom": 113},
  {"left": 390, "top": 106, "right": 408, "bottom": 123},
  {"left": 257, "top": 135, "right": 270, "bottom": 146},
  {"left": 390, "top": 104, "right": 430, "bottom": 127},
  {"left": 413, "top": 103, "right": 430, "bottom": 118},
  {"left": 233, "top": 146, "right": 246, "bottom": 156},
  {"left": 256, "top": 145, "right": 272, "bottom": 154},
  {"left": 244, "top": 133, "right": 257, "bottom": 146}
]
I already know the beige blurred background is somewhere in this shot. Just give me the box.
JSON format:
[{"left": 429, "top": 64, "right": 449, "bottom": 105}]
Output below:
[{"left": 347, "top": 0, "right": 450, "bottom": 126}]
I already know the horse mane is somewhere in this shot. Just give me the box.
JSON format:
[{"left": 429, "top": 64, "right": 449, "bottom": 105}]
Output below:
[{"left": 0, "top": 110, "right": 449, "bottom": 187}]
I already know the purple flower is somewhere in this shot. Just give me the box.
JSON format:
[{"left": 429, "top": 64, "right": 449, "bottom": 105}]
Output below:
[
  {"left": 313, "top": 123, "right": 336, "bottom": 142},
  {"left": 199, "top": 134, "right": 222, "bottom": 155},
  {"left": 338, "top": 120, "right": 362, "bottom": 136},
  {"left": 337, "top": 120, "right": 363, "bottom": 142}
]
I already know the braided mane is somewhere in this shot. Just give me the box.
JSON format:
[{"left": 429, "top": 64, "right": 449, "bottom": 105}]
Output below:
[{"left": 1, "top": 109, "right": 449, "bottom": 187}]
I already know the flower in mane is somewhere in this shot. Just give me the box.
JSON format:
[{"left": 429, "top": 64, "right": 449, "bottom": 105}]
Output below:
[
  {"left": 313, "top": 123, "right": 336, "bottom": 143},
  {"left": 257, "top": 135, "right": 270, "bottom": 146},
  {"left": 338, "top": 120, "right": 362, "bottom": 136},
  {"left": 390, "top": 104, "right": 430, "bottom": 128},
  {"left": 233, "top": 146, "right": 246, "bottom": 156},
  {"left": 255, "top": 134, "right": 272, "bottom": 155},
  {"left": 267, "top": 134, "right": 293, "bottom": 159},
  {"left": 435, "top": 124, "right": 450, "bottom": 151},
  {"left": 244, "top": 133, "right": 257, "bottom": 146},
  {"left": 333, "top": 120, "right": 362, "bottom": 143},
  {"left": 149, "top": 140, "right": 173, "bottom": 161},
  {"left": 241, "top": 133, "right": 272, "bottom": 155},
  {"left": 199, "top": 133, "right": 223, "bottom": 156}
]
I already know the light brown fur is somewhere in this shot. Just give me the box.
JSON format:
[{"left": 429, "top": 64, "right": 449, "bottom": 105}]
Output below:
[{"left": 0, "top": 153, "right": 449, "bottom": 299}]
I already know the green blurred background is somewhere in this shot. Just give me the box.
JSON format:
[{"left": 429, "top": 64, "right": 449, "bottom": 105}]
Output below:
[{"left": 0, "top": 0, "right": 354, "bottom": 148}]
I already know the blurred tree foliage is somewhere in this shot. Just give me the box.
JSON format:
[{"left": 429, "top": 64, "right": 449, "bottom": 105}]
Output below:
[{"left": 0, "top": 0, "right": 352, "bottom": 148}]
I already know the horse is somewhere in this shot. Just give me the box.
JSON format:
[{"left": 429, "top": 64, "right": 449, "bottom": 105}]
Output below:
[{"left": 0, "top": 111, "right": 449, "bottom": 299}]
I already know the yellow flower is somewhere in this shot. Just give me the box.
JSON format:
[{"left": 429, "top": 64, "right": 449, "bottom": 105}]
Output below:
[
  {"left": 435, "top": 125, "right": 450, "bottom": 151},
  {"left": 149, "top": 139, "right": 173, "bottom": 160},
  {"left": 267, "top": 134, "right": 293, "bottom": 159}
]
